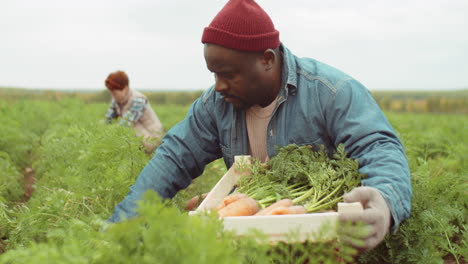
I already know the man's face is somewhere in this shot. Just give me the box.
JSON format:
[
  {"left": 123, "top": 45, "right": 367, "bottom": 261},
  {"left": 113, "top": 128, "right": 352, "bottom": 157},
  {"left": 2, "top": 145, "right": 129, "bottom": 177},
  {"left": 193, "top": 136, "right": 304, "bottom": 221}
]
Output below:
[{"left": 204, "top": 44, "right": 270, "bottom": 109}]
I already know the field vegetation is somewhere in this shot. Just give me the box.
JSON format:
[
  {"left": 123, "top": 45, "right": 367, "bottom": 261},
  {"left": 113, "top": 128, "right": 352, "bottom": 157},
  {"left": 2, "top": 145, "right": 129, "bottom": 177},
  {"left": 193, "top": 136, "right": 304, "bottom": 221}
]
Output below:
[
  {"left": 0, "top": 88, "right": 466, "bottom": 263},
  {"left": 1, "top": 87, "right": 467, "bottom": 113}
]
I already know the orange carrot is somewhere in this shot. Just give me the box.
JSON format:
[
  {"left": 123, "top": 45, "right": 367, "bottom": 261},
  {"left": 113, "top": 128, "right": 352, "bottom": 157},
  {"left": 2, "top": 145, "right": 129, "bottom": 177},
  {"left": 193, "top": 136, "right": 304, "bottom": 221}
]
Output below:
[
  {"left": 269, "top": 205, "right": 307, "bottom": 215},
  {"left": 218, "top": 197, "right": 259, "bottom": 217},
  {"left": 255, "top": 199, "right": 294, "bottom": 216},
  {"left": 184, "top": 193, "right": 208, "bottom": 211},
  {"left": 217, "top": 193, "right": 249, "bottom": 210}
]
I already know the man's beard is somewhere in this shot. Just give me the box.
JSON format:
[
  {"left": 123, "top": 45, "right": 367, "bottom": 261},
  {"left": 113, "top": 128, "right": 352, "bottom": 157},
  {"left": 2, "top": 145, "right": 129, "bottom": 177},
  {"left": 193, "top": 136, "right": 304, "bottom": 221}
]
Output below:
[{"left": 221, "top": 93, "right": 249, "bottom": 109}]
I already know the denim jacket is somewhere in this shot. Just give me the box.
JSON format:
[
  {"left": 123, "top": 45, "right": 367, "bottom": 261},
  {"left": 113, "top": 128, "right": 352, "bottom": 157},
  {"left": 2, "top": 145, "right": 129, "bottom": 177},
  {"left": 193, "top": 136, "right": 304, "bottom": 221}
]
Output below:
[{"left": 109, "top": 44, "right": 412, "bottom": 231}]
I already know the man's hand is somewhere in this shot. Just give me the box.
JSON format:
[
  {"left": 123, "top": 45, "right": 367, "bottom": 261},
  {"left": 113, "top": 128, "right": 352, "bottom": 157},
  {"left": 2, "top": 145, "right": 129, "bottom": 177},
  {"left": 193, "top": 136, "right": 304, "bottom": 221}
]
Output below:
[
  {"left": 338, "top": 186, "right": 391, "bottom": 250},
  {"left": 185, "top": 193, "right": 208, "bottom": 211}
]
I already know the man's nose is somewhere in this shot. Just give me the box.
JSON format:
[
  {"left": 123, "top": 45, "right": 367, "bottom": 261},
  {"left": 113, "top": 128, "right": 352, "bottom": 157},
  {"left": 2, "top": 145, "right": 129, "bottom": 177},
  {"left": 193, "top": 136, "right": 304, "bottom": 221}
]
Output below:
[{"left": 214, "top": 77, "right": 228, "bottom": 93}]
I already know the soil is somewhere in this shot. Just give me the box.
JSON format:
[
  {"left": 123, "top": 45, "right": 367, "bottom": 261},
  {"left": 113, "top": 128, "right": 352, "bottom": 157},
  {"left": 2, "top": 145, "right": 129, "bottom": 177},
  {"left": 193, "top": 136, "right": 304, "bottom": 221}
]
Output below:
[
  {"left": 0, "top": 239, "right": 5, "bottom": 254},
  {"left": 23, "top": 167, "right": 36, "bottom": 202},
  {"left": 444, "top": 255, "right": 466, "bottom": 264}
]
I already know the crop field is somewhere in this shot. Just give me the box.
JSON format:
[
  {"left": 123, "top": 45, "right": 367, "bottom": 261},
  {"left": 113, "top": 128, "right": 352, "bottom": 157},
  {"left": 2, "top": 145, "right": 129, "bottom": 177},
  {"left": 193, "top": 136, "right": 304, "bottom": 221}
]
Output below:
[{"left": 0, "top": 95, "right": 466, "bottom": 263}]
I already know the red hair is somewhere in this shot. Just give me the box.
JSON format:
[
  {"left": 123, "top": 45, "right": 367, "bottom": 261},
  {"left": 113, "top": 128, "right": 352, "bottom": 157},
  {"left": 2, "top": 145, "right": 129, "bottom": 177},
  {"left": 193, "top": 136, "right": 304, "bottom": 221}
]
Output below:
[{"left": 105, "top": 71, "right": 129, "bottom": 91}]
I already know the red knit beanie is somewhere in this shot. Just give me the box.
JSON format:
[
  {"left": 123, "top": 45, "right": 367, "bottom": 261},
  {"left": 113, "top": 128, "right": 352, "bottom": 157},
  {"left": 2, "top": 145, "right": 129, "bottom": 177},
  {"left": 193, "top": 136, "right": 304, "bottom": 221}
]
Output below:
[{"left": 202, "top": 0, "right": 280, "bottom": 52}]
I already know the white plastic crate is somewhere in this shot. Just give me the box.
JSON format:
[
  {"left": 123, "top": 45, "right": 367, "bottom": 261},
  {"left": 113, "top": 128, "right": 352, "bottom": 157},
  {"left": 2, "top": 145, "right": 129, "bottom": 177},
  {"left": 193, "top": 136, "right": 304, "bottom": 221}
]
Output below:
[{"left": 191, "top": 156, "right": 362, "bottom": 242}]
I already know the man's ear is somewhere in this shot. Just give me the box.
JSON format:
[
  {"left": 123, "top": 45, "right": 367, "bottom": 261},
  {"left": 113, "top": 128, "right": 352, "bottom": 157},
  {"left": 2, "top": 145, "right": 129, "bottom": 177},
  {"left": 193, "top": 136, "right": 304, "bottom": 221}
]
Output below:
[{"left": 260, "top": 49, "right": 276, "bottom": 71}]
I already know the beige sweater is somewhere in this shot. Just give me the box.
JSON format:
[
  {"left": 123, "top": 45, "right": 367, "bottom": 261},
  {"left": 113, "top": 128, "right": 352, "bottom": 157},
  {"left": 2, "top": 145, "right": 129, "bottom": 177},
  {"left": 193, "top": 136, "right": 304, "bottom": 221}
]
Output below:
[
  {"left": 112, "top": 89, "right": 164, "bottom": 152},
  {"left": 245, "top": 97, "right": 279, "bottom": 163}
]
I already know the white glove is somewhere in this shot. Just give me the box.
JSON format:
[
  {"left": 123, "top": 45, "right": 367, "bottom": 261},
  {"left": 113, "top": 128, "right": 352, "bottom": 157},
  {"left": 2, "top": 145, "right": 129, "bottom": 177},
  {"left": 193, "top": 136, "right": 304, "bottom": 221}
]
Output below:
[{"left": 338, "top": 186, "right": 391, "bottom": 250}]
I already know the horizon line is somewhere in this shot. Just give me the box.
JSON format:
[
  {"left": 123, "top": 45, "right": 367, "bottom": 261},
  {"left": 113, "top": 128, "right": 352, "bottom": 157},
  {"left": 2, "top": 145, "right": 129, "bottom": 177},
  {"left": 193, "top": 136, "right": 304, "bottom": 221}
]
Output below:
[{"left": 1, "top": 86, "right": 467, "bottom": 93}]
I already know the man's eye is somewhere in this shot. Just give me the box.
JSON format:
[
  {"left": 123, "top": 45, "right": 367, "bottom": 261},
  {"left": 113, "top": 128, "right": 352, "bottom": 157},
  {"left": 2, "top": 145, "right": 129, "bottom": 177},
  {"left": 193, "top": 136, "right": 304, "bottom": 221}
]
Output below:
[{"left": 219, "top": 73, "right": 233, "bottom": 79}]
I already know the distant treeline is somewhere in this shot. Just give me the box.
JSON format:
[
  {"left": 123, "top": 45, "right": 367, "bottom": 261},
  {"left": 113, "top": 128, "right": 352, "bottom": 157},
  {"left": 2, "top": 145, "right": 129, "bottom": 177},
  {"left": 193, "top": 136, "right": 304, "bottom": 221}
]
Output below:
[
  {"left": 0, "top": 88, "right": 204, "bottom": 105},
  {"left": 371, "top": 90, "right": 468, "bottom": 114},
  {"left": 1, "top": 87, "right": 467, "bottom": 114}
]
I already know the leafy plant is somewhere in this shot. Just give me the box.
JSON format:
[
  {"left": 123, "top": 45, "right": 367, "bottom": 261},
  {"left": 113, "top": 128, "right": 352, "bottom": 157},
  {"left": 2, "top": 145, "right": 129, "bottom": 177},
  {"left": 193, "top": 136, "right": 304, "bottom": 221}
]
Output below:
[
  {"left": 0, "top": 97, "right": 466, "bottom": 264},
  {"left": 0, "top": 153, "right": 23, "bottom": 203},
  {"left": 358, "top": 113, "right": 468, "bottom": 264},
  {"left": 237, "top": 144, "right": 364, "bottom": 212}
]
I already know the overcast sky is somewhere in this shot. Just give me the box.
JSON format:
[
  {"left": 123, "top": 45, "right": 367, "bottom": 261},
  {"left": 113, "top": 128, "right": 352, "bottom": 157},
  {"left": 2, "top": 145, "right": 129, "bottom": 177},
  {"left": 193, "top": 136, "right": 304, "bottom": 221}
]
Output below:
[{"left": 1, "top": 0, "right": 467, "bottom": 91}]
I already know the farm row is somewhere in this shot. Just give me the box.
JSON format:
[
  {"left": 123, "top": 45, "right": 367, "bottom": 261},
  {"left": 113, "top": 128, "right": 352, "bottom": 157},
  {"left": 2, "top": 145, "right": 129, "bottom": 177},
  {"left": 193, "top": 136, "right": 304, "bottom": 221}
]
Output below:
[{"left": 0, "top": 98, "right": 466, "bottom": 263}]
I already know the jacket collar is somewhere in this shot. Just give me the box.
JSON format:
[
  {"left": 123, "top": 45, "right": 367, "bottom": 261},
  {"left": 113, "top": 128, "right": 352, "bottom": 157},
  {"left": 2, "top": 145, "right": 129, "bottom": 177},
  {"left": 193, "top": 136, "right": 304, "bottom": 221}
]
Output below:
[{"left": 278, "top": 43, "right": 298, "bottom": 101}]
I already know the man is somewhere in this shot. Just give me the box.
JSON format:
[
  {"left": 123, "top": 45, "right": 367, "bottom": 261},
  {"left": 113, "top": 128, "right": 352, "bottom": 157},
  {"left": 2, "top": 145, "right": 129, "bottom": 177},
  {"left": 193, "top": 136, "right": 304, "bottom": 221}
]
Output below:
[
  {"left": 109, "top": 0, "right": 412, "bottom": 251},
  {"left": 105, "top": 70, "right": 164, "bottom": 153}
]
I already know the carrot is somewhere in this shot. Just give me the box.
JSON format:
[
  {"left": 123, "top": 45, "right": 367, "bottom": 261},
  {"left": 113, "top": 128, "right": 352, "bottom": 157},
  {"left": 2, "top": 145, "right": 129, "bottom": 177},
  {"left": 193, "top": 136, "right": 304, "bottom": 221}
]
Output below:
[
  {"left": 217, "top": 193, "right": 249, "bottom": 210},
  {"left": 269, "top": 205, "right": 307, "bottom": 215},
  {"left": 218, "top": 197, "right": 259, "bottom": 217},
  {"left": 184, "top": 193, "right": 208, "bottom": 211},
  {"left": 255, "top": 199, "right": 294, "bottom": 216}
]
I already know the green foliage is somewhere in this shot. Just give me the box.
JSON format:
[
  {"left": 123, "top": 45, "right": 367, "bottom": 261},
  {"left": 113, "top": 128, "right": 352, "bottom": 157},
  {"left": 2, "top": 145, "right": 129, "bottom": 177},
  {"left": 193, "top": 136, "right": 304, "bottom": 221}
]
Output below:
[
  {"left": 359, "top": 159, "right": 467, "bottom": 264},
  {"left": 372, "top": 89, "right": 468, "bottom": 113},
  {"left": 237, "top": 144, "right": 364, "bottom": 212},
  {"left": 6, "top": 121, "right": 149, "bottom": 248},
  {"left": 145, "top": 91, "right": 204, "bottom": 105},
  {"left": 0, "top": 96, "right": 466, "bottom": 264},
  {"left": 4, "top": 87, "right": 468, "bottom": 113},
  {"left": 1, "top": 192, "right": 362, "bottom": 264},
  {"left": 0, "top": 192, "right": 241, "bottom": 264},
  {"left": 358, "top": 113, "right": 468, "bottom": 264},
  {"left": 235, "top": 238, "right": 358, "bottom": 264},
  {"left": 0, "top": 101, "right": 40, "bottom": 168},
  {"left": 105, "top": 192, "right": 239, "bottom": 264},
  {"left": 0, "top": 153, "right": 23, "bottom": 203},
  {"left": 0, "top": 202, "right": 16, "bottom": 242},
  {"left": 0, "top": 88, "right": 204, "bottom": 106},
  {"left": 152, "top": 104, "right": 190, "bottom": 131}
]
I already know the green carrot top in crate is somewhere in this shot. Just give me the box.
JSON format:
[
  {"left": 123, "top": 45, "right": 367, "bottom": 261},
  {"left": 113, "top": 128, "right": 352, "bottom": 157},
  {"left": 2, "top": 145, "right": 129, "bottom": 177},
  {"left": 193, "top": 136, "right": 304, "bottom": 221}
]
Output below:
[{"left": 236, "top": 144, "right": 365, "bottom": 212}]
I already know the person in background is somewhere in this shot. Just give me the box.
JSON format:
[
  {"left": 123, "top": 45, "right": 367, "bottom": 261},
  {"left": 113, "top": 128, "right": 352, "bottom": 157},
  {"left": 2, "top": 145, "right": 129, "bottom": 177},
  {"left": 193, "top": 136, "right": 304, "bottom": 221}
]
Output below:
[
  {"left": 105, "top": 70, "right": 164, "bottom": 153},
  {"left": 108, "top": 0, "right": 412, "bottom": 252}
]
